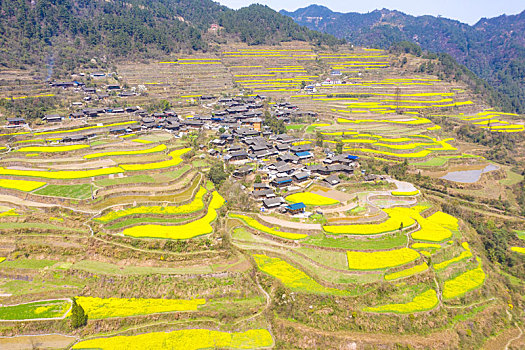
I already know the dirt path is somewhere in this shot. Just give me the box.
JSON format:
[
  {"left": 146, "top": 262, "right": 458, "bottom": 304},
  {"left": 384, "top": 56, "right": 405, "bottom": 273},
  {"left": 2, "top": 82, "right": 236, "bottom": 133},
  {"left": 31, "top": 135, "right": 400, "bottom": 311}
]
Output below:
[{"left": 257, "top": 214, "right": 322, "bottom": 231}]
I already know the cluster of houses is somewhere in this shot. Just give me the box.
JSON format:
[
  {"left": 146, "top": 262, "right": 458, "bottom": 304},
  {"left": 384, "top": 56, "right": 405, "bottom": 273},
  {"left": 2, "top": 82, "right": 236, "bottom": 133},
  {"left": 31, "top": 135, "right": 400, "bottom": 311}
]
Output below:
[
  {"left": 210, "top": 129, "right": 360, "bottom": 213},
  {"left": 39, "top": 106, "right": 141, "bottom": 124},
  {"left": 50, "top": 80, "right": 135, "bottom": 100}
]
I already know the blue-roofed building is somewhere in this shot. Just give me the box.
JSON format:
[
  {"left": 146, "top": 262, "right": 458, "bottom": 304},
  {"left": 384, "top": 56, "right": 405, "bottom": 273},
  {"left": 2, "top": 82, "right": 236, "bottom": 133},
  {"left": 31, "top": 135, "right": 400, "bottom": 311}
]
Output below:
[
  {"left": 286, "top": 202, "right": 306, "bottom": 214},
  {"left": 271, "top": 176, "right": 293, "bottom": 188},
  {"left": 295, "top": 151, "right": 313, "bottom": 160},
  {"left": 347, "top": 155, "right": 359, "bottom": 160}
]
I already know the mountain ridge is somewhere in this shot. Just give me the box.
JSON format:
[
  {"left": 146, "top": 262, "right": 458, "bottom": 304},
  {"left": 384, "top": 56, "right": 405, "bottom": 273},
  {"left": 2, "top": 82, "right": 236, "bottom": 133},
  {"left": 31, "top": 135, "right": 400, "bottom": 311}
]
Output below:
[{"left": 281, "top": 5, "right": 525, "bottom": 113}]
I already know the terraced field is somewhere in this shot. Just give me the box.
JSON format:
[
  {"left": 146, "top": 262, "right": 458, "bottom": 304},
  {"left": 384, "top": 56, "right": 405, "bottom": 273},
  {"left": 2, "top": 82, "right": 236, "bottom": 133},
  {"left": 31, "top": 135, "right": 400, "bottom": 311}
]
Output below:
[{"left": 0, "top": 41, "right": 523, "bottom": 350}]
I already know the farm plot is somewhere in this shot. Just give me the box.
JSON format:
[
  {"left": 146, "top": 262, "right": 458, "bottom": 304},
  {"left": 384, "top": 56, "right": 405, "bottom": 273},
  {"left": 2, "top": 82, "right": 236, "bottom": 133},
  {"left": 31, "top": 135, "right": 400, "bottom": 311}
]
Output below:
[
  {"left": 0, "top": 178, "right": 46, "bottom": 191},
  {"left": 0, "top": 299, "right": 71, "bottom": 320},
  {"left": 253, "top": 254, "right": 351, "bottom": 296},
  {"left": 230, "top": 214, "right": 308, "bottom": 240},
  {"left": 95, "top": 186, "right": 207, "bottom": 223},
  {"left": 76, "top": 297, "right": 205, "bottom": 319},
  {"left": 16, "top": 145, "right": 89, "bottom": 153},
  {"left": 364, "top": 289, "right": 438, "bottom": 314},
  {"left": 285, "top": 192, "right": 340, "bottom": 206},
  {"left": 84, "top": 144, "right": 167, "bottom": 159},
  {"left": 346, "top": 248, "right": 420, "bottom": 270},
  {"left": 71, "top": 329, "right": 273, "bottom": 350},
  {"left": 122, "top": 191, "right": 225, "bottom": 239},
  {"left": 323, "top": 207, "right": 415, "bottom": 235},
  {"left": 442, "top": 264, "right": 486, "bottom": 300},
  {"left": 434, "top": 242, "right": 472, "bottom": 270},
  {"left": 384, "top": 262, "right": 429, "bottom": 281}
]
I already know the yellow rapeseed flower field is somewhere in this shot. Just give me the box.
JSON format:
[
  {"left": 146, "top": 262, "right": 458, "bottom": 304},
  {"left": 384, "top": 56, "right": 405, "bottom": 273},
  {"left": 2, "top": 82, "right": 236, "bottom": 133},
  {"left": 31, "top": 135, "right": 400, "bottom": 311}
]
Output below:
[
  {"left": 16, "top": 145, "right": 89, "bottom": 153},
  {"left": 84, "top": 144, "right": 167, "bottom": 159},
  {"left": 426, "top": 211, "right": 459, "bottom": 231},
  {"left": 253, "top": 254, "right": 350, "bottom": 295},
  {"left": 324, "top": 207, "right": 415, "bottom": 235},
  {"left": 0, "top": 166, "right": 124, "bottom": 179},
  {"left": 285, "top": 192, "right": 339, "bottom": 206},
  {"left": 384, "top": 262, "right": 429, "bottom": 281},
  {"left": 0, "top": 179, "right": 46, "bottom": 192},
  {"left": 230, "top": 214, "right": 307, "bottom": 240},
  {"left": 346, "top": 248, "right": 420, "bottom": 270},
  {"left": 434, "top": 242, "right": 472, "bottom": 271},
  {"left": 412, "top": 243, "right": 441, "bottom": 249},
  {"left": 442, "top": 265, "right": 486, "bottom": 300},
  {"left": 122, "top": 191, "right": 224, "bottom": 239},
  {"left": 76, "top": 296, "right": 205, "bottom": 319},
  {"left": 511, "top": 247, "right": 525, "bottom": 254},
  {"left": 96, "top": 187, "right": 207, "bottom": 223},
  {"left": 391, "top": 190, "right": 420, "bottom": 196},
  {"left": 364, "top": 289, "right": 438, "bottom": 313},
  {"left": 71, "top": 329, "right": 273, "bottom": 350},
  {"left": 120, "top": 148, "right": 190, "bottom": 171}
]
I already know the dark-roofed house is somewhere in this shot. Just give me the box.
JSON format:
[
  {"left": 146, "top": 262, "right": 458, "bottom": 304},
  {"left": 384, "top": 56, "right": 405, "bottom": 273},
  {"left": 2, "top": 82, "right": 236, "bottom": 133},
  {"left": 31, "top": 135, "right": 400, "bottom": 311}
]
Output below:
[
  {"left": 293, "top": 172, "right": 309, "bottom": 182},
  {"left": 109, "top": 127, "right": 127, "bottom": 135},
  {"left": 254, "top": 183, "right": 270, "bottom": 190},
  {"left": 252, "top": 188, "right": 275, "bottom": 199},
  {"left": 141, "top": 117, "right": 156, "bottom": 129},
  {"left": 227, "top": 151, "right": 248, "bottom": 162},
  {"left": 43, "top": 114, "right": 62, "bottom": 123},
  {"left": 277, "top": 153, "right": 299, "bottom": 163},
  {"left": 7, "top": 117, "right": 25, "bottom": 126},
  {"left": 324, "top": 175, "right": 340, "bottom": 186},
  {"left": 271, "top": 176, "right": 292, "bottom": 188},
  {"left": 274, "top": 134, "right": 296, "bottom": 144},
  {"left": 275, "top": 143, "right": 290, "bottom": 152},
  {"left": 290, "top": 144, "right": 313, "bottom": 153},
  {"left": 70, "top": 112, "right": 84, "bottom": 119},
  {"left": 263, "top": 197, "right": 285, "bottom": 209},
  {"left": 286, "top": 202, "right": 306, "bottom": 214},
  {"left": 61, "top": 135, "right": 88, "bottom": 143},
  {"left": 233, "top": 166, "right": 253, "bottom": 178}
]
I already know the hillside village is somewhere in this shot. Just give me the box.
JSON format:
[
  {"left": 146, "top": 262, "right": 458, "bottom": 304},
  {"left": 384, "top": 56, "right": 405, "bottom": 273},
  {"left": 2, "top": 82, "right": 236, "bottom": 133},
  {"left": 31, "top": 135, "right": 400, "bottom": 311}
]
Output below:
[{"left": 0, "top": 40, "right": 524, "bottom": 349}]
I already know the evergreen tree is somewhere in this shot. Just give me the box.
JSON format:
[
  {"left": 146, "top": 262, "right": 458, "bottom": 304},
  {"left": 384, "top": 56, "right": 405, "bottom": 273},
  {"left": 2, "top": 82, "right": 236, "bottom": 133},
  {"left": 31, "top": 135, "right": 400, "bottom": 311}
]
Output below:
[{"left": 70, "top": 297, "right": 88, "bottom": 329}]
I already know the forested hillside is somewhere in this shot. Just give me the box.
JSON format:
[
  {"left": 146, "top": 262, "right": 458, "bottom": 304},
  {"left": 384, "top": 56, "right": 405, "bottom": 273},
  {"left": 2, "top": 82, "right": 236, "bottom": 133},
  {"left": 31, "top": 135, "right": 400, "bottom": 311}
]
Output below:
[
  {"left": 282, "top": 5, "right": 525, "bottom": 114},
  {"left": 0, "top": 0, "right": 342, "bottom": 72}
]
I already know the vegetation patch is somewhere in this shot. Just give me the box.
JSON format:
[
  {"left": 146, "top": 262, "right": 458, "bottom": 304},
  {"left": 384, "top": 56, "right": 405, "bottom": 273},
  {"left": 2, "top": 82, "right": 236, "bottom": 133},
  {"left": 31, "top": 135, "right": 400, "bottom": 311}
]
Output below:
[
  {"left": 71, "top": 329, "right": 273, "bottom": 350},
  {"left": 84, "top": 144, "right": 167, "bottom": 159},
  {"left": 230, "top": 214, "right": 308, "bottom": 240},
  {"left": 253, "top": 254, "right": 350, "bottom": 295},
  {"left": 364, "top": 289, "right": 438, "bottom": 313},
  {"left": 76, "top": 296, "right": 205, "bottom": 319},
  {"left": 0, "top": 299, "right": 70, "bottom": 320},
  {"left": 0, "top": 178, "right": 46, "bottom": 192},
  {"left": 34, "top": 184, "right": 93, "bottom": 199},
  {"left": 286, "top": 192, "right": 340, "bottom": 206},
  {"left": 324, "top": 207, "right": 415, "bottom": 235},
  {"left": 16, "top": 145, "right": 89, "bottom": 153},
  {"left": 434, "top": 242, "right": 472, "bottom": 270},
  {"left": 120, "top": 148, "right": 190, "bottom": 171},
  {"left": 391, "top": 190, "right": 420, "bottom": 196},
  {"left": 442, "top": 265, "right": 486, "bottom": 300},
  {"left": 384, "top": 262, "right": 429, "bottom": 281},
  {"left": 122, "top": 191, "right": 224, "bottom": 239},
  {"left": 346, "top": 248, "right": 420, "bottom": 270},
  {"left": 96, "top": 187, "right": 206, "bottom": 223}
]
